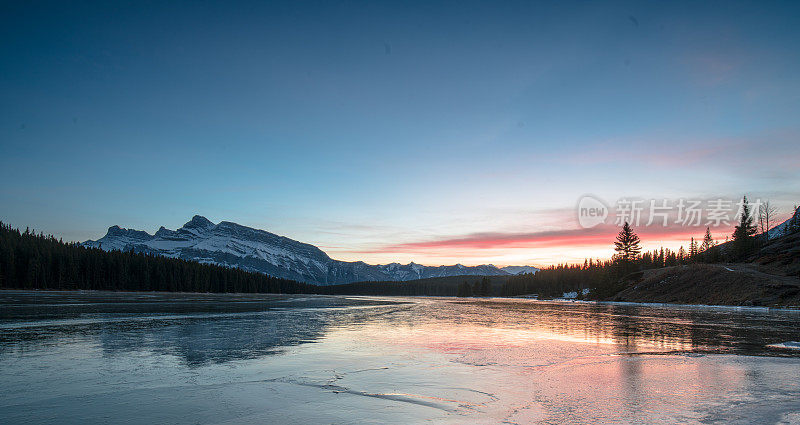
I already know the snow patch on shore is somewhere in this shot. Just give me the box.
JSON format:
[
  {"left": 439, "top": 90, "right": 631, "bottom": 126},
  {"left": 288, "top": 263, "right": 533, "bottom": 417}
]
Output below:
[{"left": 767, "top": 341, "right": 800, "bottom": 350}]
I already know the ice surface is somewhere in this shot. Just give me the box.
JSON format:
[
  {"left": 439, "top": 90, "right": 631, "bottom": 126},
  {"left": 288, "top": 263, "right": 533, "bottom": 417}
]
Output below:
[{"left": 1, "top": 291, "right": 800, "bottom": 424}]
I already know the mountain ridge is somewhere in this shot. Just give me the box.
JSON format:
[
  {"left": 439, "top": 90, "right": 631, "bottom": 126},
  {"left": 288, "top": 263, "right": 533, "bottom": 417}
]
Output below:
[{"left": 82, "top": 215, "right": 539, "bottom": 285}]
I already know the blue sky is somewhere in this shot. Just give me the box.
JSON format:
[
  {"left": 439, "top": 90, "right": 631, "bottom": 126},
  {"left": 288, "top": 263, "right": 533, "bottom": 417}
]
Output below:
[{"left": 2, "top": 0, "right": 799, "bottom": 265}]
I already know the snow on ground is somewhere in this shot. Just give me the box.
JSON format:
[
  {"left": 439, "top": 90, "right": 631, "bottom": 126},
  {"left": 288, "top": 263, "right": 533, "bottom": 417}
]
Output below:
[{"left": 768, "top": 341, "right": 800, "bottom": 350}]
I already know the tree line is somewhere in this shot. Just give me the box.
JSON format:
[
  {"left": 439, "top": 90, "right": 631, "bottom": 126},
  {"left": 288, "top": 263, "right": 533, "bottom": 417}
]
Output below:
[{"left": 0, "top": 222, "right": 315, "bottom": 294}]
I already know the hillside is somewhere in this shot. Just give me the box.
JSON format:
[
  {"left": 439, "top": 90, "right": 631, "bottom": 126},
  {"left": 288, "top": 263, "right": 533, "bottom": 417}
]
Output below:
[{"left": 612, "top": 231, "right": 800, "bottom": 306}]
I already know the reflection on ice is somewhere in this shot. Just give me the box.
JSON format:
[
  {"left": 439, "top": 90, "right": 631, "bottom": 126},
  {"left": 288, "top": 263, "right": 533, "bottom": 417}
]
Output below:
[
  {"left": 1, "top": 291, "right": 800, "bottom": 424},
  {"left": 0, "top": 291, "right": 405, "bottom": 365},
  {"left": 370, "top": 298, "right": 800, "bottom": 357}
]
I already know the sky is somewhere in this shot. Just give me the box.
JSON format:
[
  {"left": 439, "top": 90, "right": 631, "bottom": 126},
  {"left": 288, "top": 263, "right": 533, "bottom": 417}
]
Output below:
[{"left": 1, "top": 0, "right": 799, "bottom": 266}]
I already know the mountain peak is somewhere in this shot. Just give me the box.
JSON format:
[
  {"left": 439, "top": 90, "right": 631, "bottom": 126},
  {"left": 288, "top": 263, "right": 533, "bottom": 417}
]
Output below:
[
  {"left": 104, "top": 225, "right": 152, "bottom": 240},
  {"left": 183, "top": 215, "right": 215, "bottom": 230},
  {"left": 154, "top": 226, "right": 177, "bottom": 238}
]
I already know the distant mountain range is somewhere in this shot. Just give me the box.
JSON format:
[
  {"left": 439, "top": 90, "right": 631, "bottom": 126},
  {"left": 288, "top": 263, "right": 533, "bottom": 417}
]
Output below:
[{"left": 82, "top": 215, "right": 539, "bottom": 285}]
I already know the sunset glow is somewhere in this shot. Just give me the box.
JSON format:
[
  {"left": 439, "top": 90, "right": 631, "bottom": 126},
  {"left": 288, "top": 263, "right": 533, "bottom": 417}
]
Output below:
[{"left": 1, "top": 1, "right": 798, "bottom": 268}]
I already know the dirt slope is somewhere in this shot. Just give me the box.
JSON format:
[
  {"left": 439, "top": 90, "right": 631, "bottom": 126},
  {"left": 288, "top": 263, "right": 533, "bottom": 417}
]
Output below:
[{"left": 612, "top": 232, "right": 800, "bottom": 307}]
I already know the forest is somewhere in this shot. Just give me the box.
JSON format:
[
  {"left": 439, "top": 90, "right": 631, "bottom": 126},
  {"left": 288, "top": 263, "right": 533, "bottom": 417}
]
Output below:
[{"left": 0, "top": 222, "right": 315, "bottom": 294}]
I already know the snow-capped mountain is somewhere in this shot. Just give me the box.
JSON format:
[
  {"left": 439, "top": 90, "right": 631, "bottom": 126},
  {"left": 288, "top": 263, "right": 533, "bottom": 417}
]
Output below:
[
  {"left": 82, "top": 215, "right": 537, "bottom": 285},
  {"left": 499, "top": 265, "right": 540, "bottom": 275}
]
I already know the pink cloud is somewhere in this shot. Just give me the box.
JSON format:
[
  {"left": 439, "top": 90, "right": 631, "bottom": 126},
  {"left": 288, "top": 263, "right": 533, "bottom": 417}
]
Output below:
[{"left": 369, "top": 222, "right": 731, "bottom": 254}]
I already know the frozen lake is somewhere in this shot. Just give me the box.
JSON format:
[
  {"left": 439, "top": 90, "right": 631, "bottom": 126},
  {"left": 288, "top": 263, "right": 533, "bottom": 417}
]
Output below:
[{"left": 1, "top": 291, "right": 800, "bottom": 424}]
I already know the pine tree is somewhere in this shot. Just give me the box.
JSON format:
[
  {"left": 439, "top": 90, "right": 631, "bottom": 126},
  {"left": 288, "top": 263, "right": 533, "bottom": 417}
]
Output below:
[
  {"left": 732, "top": 196, "right": 758, "bottom": 259},
  {"left": 700, "top": 227, "right": 714, "bottom": 251},
  {"left": 614, "top": 222, "right": 641, "bottom": 265}
]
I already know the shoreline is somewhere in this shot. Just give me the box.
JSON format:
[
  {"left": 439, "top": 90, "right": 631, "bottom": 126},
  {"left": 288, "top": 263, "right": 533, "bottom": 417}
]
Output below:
[{"left": 3, "top": 287, "right": 800, "bottom": 311}]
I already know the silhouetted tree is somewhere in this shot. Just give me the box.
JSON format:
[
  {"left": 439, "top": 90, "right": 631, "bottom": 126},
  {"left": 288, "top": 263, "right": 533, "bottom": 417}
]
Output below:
[
  {"left": 732, "top": 196, "right": 758, "bottom": 259},
  {"left": 677, "top": 246, "right": 686, "bottom": 262},
  {"left": 614, "top": 222, "right": 641, "bottom": 266},
  {"left": 758, "top": 200, "right": 778, "bottom": 235},
  {"left": 700, "top": 227, "right": 714, "bottom": 252}
]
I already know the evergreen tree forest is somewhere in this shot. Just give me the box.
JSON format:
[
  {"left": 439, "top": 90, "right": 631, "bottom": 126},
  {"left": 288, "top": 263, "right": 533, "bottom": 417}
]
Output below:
[
  {"left": 497, "top": 244, "right": 702, "bottom": 299},
  {"left": 0, "top": 222, "right": 315, "bottom": 294}
]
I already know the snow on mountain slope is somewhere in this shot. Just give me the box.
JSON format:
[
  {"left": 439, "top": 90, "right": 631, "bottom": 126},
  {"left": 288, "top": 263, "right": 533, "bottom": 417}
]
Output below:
[
  {"left": 500, "top": 265, "right": 540, "bottom": 275},
  {"left": 768, "top": 208, "right": 799, "bottom": 239},
  {"left": 82, "top": 215, "right": 535, "bottom": 285}
]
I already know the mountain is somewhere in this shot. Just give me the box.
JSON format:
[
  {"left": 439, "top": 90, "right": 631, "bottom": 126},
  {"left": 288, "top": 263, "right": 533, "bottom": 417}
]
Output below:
[
  {"left": 82, "top": 215, "right": 537, "bottom": 285},
  {"left": 500, "top": 265, "right": 540, "bottom": 275},
  {"left": 767, "top": 207, "right": 800, "bottom": 239}
]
